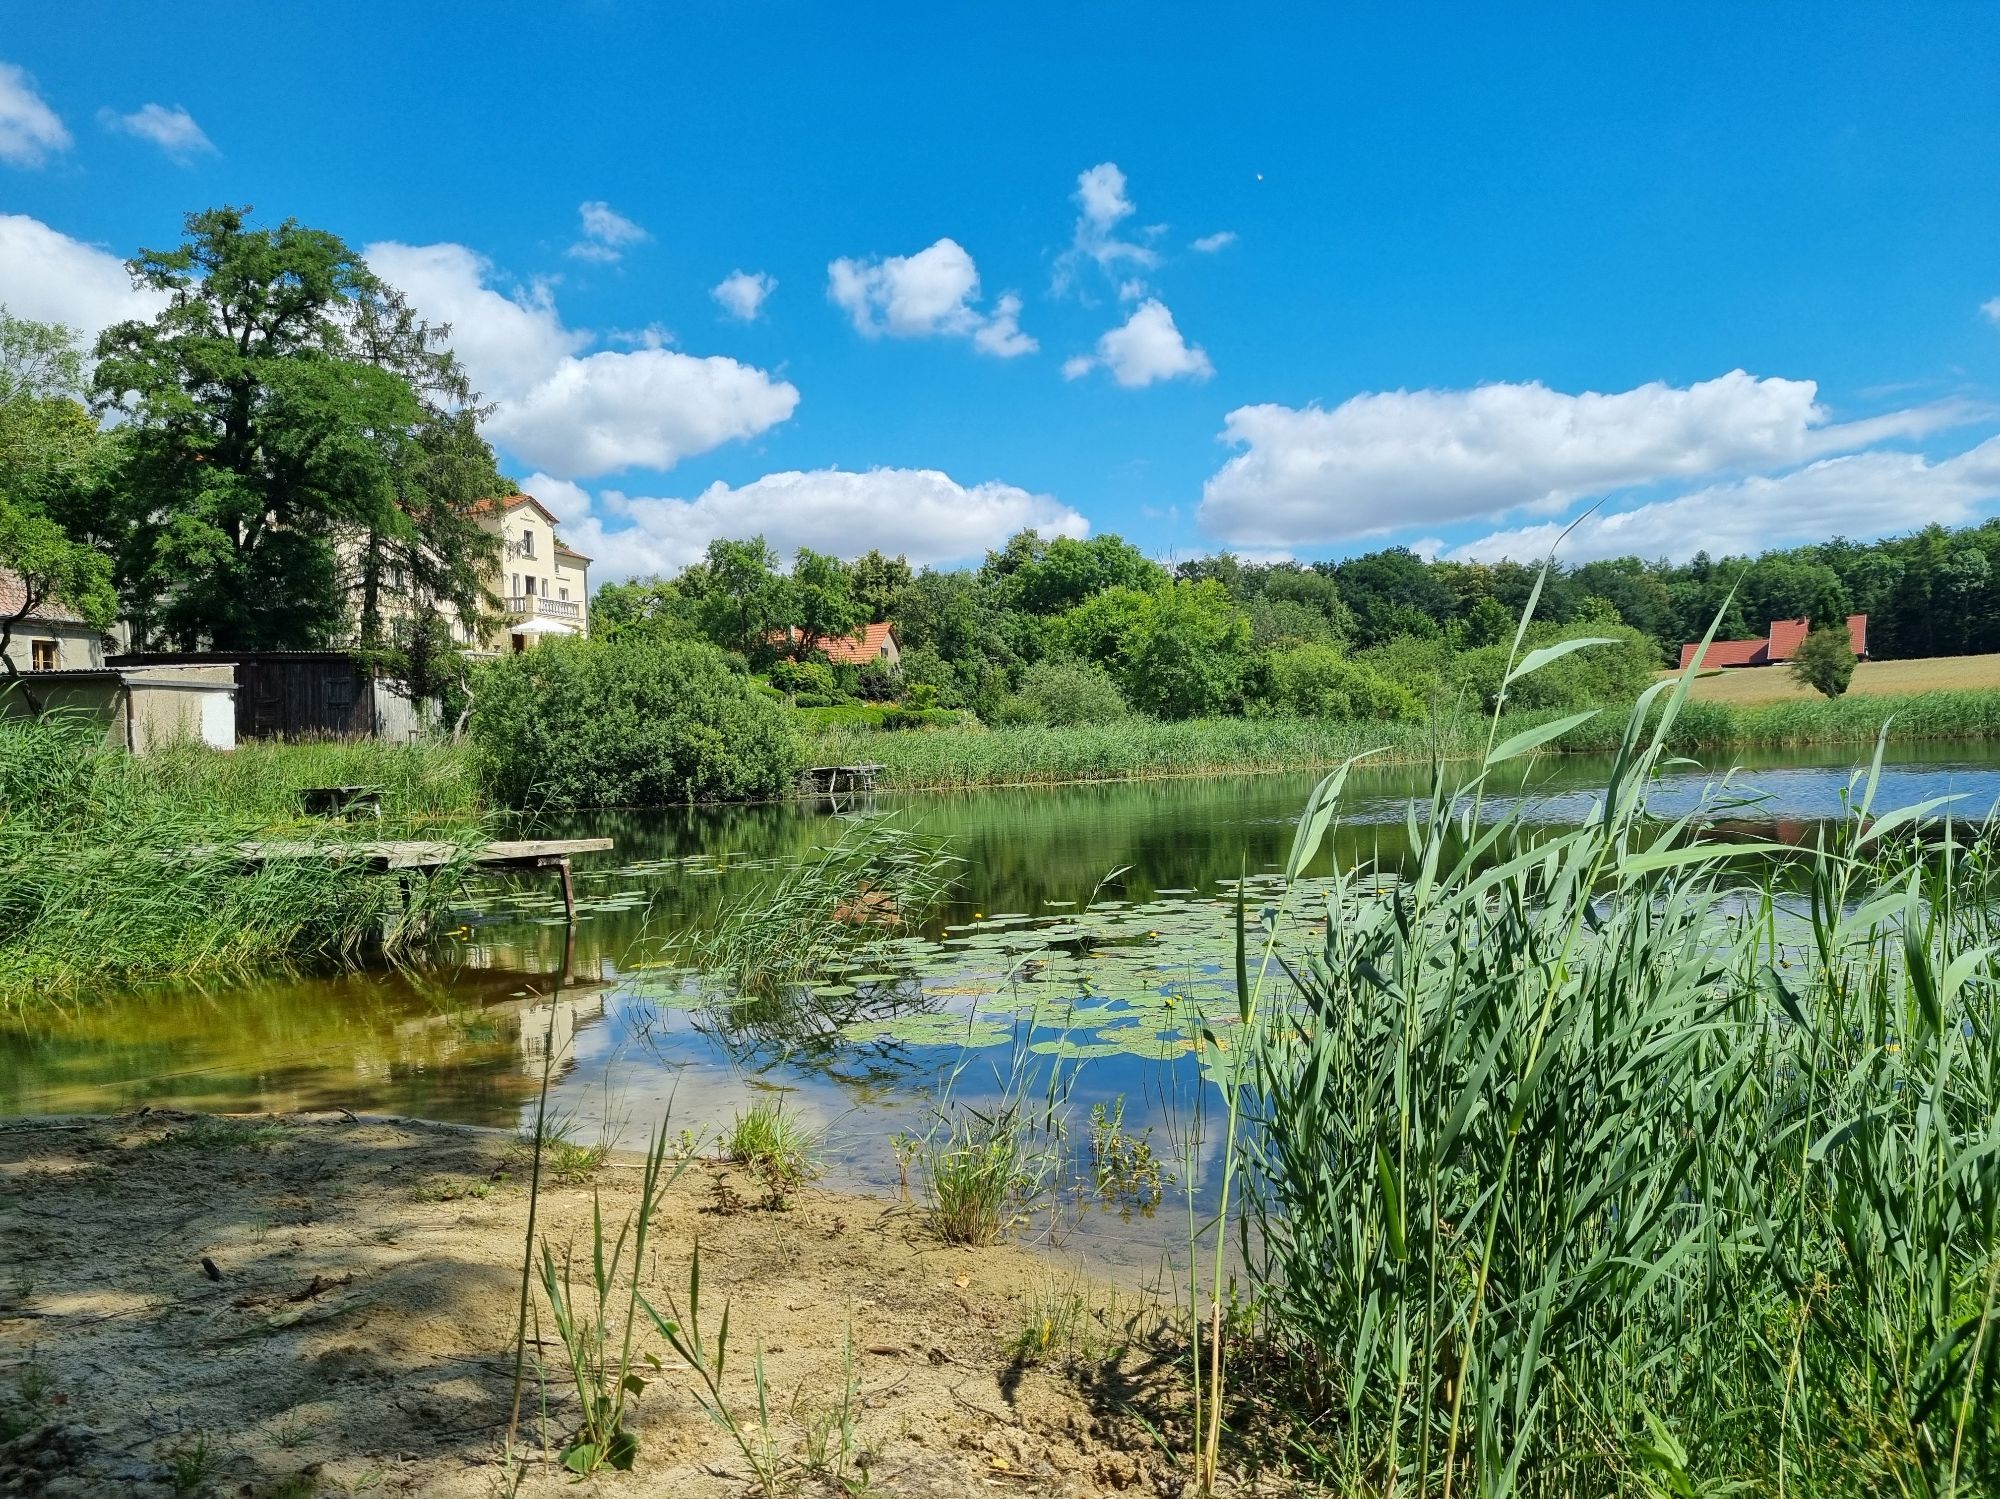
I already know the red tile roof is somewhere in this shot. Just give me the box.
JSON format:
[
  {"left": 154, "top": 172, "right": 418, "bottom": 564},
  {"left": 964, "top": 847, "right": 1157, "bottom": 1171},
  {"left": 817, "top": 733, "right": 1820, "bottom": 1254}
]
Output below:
[
  {"left": 1679, "top": 615, "right": 1868, "bottom": 671},
  {"left": 0, "top": 568, "right": 88, "bottom": 625},
  {"left": 555, "top": 542, "right": 592, "bottom": 562},
  {"left": 771, "top": 621, "right": 899, "bottom": 664}
]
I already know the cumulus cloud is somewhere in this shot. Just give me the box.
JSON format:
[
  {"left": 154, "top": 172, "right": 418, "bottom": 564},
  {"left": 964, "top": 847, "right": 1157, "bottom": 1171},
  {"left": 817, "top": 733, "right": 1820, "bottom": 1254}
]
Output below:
[
  {"left": 827, "top": 237, "right": 1035, "bottom": 356},
  {"left": 1446, "top": 437, "right": 2000, "bottom": 565},
  {"left": 1984, "top": 296, "right": 2000, "bottom": 327},
  {"left": 1190, "top": 231, "right": 1237, "bottom": 253},
  {"left": 1198, "top": 371, "right": 1977, "bottom": 548},
  {"left": 99, "top": 103, "right": 215, "bottom": 162},
  {"left": 366, "top": 239, "right": 797, "bottom": 479},
  {"left": 568, "top": 200, "right": 648, "bottom": 263},
  {"left": 0, "top": 62, "right": 68, "bottom": 167},
  {"left": 972, "top": 293, "right": 1036, "bottom": 357},
  {"left": 516, "top": 472, "right": 595, "bottom": 525},
  {"left": 712, "top": 269, "right": 776, "bottom": 321},
  {"left": 561, "top": 468, "right": 1090, "bottom": 580},
  {"left": 0, "top": 213, "right": 165, "bottom": 338},
  {"left": 1064, "top": 299, "right": 1212, "bottom": 388},
  {"left": 1056, "top": 161, "right": 1162, "bottom": 297}
]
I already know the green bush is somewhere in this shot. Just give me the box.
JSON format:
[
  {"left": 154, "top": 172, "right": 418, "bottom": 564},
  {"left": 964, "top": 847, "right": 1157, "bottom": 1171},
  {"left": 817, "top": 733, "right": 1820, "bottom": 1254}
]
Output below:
[
  {"left": 471, "top": 637, "right": 797, "bottom": 808},
  {"left": 1259, "top": 644, "right": 1421, "bottom": 722},
  {"left": 1452, "top": 623, "right": 1660, "bottom": 713},
  {"left": 1791, "top": 624, "right": 1858, "bottom": 698},
  {"left": 993, "top": 659, "right": 1132, "bottom": 727},
  {"left": 767, "top": 657, "right": 838, "bottom": 701}
]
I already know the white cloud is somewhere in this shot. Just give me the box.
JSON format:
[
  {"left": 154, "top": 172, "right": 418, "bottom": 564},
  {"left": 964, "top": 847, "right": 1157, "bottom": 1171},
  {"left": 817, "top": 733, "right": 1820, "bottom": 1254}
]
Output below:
[
  {"left": 0, "top": 213, "right": 164, "bottom": 338},
  {"left": 1066, "top": 299, "right": 1212, "bottom": 388},
  {"left": 562, "top": 468, "right": 1091, "bottom": 580},
  {"left": 99, "top": 103, "right": 215, "bottom": 162},
  {"left": 517, "top": 472, "right": 595, "bottom": 525},
  {"left": 1056, "top": 161, "right": 1162, "bottom": 296},
  {"left": 1984, "top": 296, "right": 2000, "bottom": 327},
  {"left": 827, "top": 237, "right": 1033, "bottom": 356},
  {"left": 712, "top": 269, "right": 776, "bottom": 321},
  {"left": 0, "top": 62, "right": 69, "bottom": 167},
  {"left": 366, "top": 239, "right": 797, "bottom": 479},
  {"left": 1198, "top": 371, "right": 1977, "bottom": 548},
  {"left": 568, "top": 200, "right": 648, "bottom": 263},
  {"left": 1190, "top": 231, "right": 1237, "bottom": 254},
  {"left": 1446, "top": 437, "right": 2000, "bottom": 565},
  {"left": 972, "top": 293, "right": 1036, "bottom": 357}
]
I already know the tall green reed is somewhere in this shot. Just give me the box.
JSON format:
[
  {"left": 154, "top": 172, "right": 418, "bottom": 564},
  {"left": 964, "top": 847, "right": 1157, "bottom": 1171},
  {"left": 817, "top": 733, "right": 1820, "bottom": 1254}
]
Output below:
[{"left": 1228, "top": 621, "right": 2000, "bottom": 1493}]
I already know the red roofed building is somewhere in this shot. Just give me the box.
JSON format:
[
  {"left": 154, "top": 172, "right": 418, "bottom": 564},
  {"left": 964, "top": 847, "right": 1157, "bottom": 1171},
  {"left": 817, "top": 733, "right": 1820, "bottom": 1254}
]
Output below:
[
  {"left": 1679, "top": 615, "right": 1868, "bottom": 671},
  {"left": 772, "top": 621, "right": 902, "bottom": 666}
]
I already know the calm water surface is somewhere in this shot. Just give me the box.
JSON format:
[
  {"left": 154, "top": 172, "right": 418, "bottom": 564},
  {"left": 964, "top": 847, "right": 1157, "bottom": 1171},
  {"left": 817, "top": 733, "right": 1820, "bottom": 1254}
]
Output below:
[{"left": 6, "top": 742, "right": 1998, "bottom": 1267}]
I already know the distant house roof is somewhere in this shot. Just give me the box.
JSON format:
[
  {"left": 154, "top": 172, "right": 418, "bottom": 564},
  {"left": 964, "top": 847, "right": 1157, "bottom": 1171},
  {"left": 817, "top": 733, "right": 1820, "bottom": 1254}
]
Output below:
[
  {"left": 0, "top": 568, "right": 89, "bottom": 626},
  {"left": 555, "top": 542, "right": 592, "bottom": 563},
  {"left": 769, "top": 621, "right": 899, "bottom": 665},
  {"left": 471, "top": 493, "right": 562, "bottom": 525},
  {"left": 1679, "top": 615, "right": 1868, "bottom": 671},
  {"left": 817, "top": 621, "right": 898, "bottom": 665}
]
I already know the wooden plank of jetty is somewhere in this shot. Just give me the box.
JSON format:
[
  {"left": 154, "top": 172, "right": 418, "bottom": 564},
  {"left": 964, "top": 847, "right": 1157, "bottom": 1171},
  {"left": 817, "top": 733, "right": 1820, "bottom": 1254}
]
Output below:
[{"left": 192, "top": 837, "right": 614, "bottom": 922}]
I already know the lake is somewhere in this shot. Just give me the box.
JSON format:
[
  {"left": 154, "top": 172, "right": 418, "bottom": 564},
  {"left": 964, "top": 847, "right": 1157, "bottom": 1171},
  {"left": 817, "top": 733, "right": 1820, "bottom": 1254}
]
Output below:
[{"left": 6, "top": 741, "right": 1999, "bottom": 1269}]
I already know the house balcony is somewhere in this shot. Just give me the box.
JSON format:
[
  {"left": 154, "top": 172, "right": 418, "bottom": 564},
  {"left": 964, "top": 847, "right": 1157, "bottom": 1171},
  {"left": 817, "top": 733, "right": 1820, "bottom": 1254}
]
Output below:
[{"left": 505, "top": 595, "right": 583, "bottom": 621}]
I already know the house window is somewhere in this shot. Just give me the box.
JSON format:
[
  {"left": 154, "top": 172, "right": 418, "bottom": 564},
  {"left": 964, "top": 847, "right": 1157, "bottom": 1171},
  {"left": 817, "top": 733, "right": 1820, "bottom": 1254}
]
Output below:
[
  {"left": 519, "top": 527, "right": 535, "bottom": 558},
  {"left": 511, "top": 573, "right": 520, "bottom": 598},
  {"left": 30, "top": 639, "right": 58, "bottom": 672},
  {"left": 559, "top": 586, "right": 569, "bottom": 602}
]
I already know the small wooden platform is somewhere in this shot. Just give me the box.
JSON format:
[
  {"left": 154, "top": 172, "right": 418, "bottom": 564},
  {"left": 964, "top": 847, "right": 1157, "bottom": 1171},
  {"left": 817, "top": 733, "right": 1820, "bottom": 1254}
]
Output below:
[
  {"left": 799, "top": 763, "right": 885, "bottom": 795},
  {"left": 200, "top": 838, "right": 613, "bottom": 922}
]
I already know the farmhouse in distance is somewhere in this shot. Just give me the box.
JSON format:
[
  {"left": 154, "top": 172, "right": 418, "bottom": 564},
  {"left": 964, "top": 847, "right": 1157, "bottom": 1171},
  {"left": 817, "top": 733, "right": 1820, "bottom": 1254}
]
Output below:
[{"left": 1680, "top": 615, "right": 1870, "bottom": 672}]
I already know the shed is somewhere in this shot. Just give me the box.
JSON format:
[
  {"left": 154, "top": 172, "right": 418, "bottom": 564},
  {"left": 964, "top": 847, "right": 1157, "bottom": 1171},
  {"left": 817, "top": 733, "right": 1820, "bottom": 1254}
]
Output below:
[
  {"left": 0, "top": 665, "right": 236, "bottom": 751},
  {"left": 108, "top": 652, "right": 423, "bottom": 741}
]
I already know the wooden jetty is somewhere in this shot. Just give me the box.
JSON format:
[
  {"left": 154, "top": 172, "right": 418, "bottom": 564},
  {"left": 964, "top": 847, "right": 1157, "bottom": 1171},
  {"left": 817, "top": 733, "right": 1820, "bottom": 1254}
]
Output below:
[
  {"left": 201, "top": 837, "right": 613, "bottom": 922},
  {"left": 799, "top": 763, "right": 884, "bottom": 795}
]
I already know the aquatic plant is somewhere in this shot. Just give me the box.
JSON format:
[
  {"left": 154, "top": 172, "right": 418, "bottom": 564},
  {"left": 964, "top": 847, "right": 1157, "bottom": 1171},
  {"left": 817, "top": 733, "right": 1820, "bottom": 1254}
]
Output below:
[
  {"left": 1216, "top": 643, "right": 2000, "bottom": 1493},
  {"left": 724, "top": 1097, "right": 824, "bottom": 1193},
  {"left": 0, "top": 714, "right": 481, "bottom": 1008},
  {"left": 680, "top": 816, "right": 961, "bottom": 999}
]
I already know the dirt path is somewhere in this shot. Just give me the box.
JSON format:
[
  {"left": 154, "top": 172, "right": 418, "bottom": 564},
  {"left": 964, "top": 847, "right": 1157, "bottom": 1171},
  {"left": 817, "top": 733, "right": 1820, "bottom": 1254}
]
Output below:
[{"left": 0, "top": 1111, "right": 1262, "bottom": 1498}]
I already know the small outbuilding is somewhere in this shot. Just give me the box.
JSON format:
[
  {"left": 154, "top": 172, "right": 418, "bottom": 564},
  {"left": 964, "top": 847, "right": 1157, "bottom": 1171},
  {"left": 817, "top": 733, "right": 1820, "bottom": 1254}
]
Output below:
[
  {"left": 0, "top": 664, "right": 237, "bottom": 751},
  {"left": 107, "top": 651, "right": 424, "bottom": 742}
]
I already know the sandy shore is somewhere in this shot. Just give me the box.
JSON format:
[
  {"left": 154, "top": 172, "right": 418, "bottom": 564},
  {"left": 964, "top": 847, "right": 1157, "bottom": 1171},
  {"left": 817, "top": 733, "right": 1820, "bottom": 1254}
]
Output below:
[{"left": 0, "top": 1111, "right": 1259, "bottom": 1498}]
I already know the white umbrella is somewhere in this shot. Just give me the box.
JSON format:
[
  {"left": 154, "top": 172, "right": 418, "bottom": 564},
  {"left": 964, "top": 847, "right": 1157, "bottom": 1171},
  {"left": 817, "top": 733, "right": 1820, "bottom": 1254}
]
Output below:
[{"left": 511, "top": 616, "right": 578, "bottom": 636}]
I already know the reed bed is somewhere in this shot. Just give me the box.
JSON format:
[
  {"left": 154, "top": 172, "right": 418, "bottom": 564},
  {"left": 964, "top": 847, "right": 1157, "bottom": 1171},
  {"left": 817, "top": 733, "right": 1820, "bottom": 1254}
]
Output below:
[
  {"left": 0, "top": 715, "right": 481, "bottom": 1008},
  {"left": 803, "top": 689, "right": 2000, "bottom": 793},
  {"left": 1218, "top": 658, "right": 2000, "bottom": 1494}
]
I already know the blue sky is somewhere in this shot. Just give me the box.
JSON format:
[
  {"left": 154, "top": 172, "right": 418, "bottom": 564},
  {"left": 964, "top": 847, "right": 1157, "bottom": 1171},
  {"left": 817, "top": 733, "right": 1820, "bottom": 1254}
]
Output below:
[{"left": 5, "top": 2, "right": 2000, "bottom": 582}]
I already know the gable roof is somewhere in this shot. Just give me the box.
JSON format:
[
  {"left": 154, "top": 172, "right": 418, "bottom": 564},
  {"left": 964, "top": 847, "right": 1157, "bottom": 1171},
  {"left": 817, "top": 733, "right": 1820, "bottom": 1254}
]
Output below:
[
  {"left": 471, "top": 493, "right": 562, "bottom": 525},
  {"left": 0, "top": 568, "right": 89, "bottom": 626},
  {"left": 817, "top": 621, "right": 898, "bottom": 665},
  {"left": 1679, "top": 615, "right": 1869, "bottom": 671},
  {"left": 555, "top": 542, "right": 593, "bottom": 563}
]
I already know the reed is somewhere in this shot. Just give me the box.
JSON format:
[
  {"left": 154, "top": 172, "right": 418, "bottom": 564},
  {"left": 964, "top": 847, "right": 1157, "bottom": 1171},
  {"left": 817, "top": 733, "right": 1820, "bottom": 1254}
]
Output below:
[
  {"left": 1226, "top": 659, "right": 2000, "bottom": 1493},
  {"left": 0, "top": 715, "right": 482, "bottom": 1008},
  {"left": 802, "top": 688, "right": 2000, "bottom": 794}
]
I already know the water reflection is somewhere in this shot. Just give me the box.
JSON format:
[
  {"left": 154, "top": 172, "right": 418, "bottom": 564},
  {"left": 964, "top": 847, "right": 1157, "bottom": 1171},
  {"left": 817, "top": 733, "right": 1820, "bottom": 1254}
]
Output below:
[{"left": 4, "top": 742, "right": 1998, "bottom": 1268}]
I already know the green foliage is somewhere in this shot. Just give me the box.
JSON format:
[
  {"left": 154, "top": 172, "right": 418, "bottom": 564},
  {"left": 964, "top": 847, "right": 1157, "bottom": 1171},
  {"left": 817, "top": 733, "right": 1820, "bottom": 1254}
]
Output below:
[
  {"left": 0, "top": 717, "right": 477, "bottom": 1007},
  {"left": 1792, "top": 622, "right": 1859, "bottom": 698},
  {"left": 994, "top": 659, "right": 1131, "bottom": 727},
  {"left": 1258, "top": 643, "right": 1420, "bottom": 722},
  {"left": 470, "top": 636, "right": 797, "bottom": 809},
  {"left": 1453, "top": 622, "right": 1660, "bottom": 713},
  {"left": 89, "top": 206, "right": 501, "bottom": 652},
  {"left": 591, "top": 576, "right": 700, "bottom": 644},
  {"left": 983, "top": 530, "right": 1164, "bottom": 615},
  {"left": 1242, "top": 723, "right": 2000, "bottom": 1496},
  {"left": 725, "top": 1099, "right": 824, "bottom": 1191},
  {"left": 766, "top": 655, "right": 838, "bottom": 702}
]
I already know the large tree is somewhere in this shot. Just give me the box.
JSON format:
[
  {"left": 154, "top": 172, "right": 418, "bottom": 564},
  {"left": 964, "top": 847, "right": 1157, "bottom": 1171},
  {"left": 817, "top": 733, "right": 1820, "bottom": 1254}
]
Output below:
[
  {"left": 89, "top": 206, "right": 498, "bottom": 653},
  {"left": 0, "top": 309, "right": 117, "bottom": 696}
]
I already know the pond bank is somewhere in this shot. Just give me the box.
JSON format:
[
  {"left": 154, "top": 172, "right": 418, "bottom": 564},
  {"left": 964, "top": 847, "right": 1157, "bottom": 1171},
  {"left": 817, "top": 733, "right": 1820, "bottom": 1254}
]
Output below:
[
  {"left": 802, "top": 688, "right": 2000, "bottom": 792},
  {"left": 0, "top": 1113, "right": 1208, "bottom": 1499}
]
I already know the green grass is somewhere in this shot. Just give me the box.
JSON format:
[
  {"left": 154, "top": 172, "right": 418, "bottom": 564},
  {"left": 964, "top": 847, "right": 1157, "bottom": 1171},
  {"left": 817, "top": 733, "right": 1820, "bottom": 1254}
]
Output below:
[
  {"left": 801, "top": 689, "right": 2000, "bottom": 792},
  {"left": 0, "top": 714, "right": 484, "bottom": 1010},
  {"left": 724, "top": 1098, "right": 823, "bottom": 1189}
]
